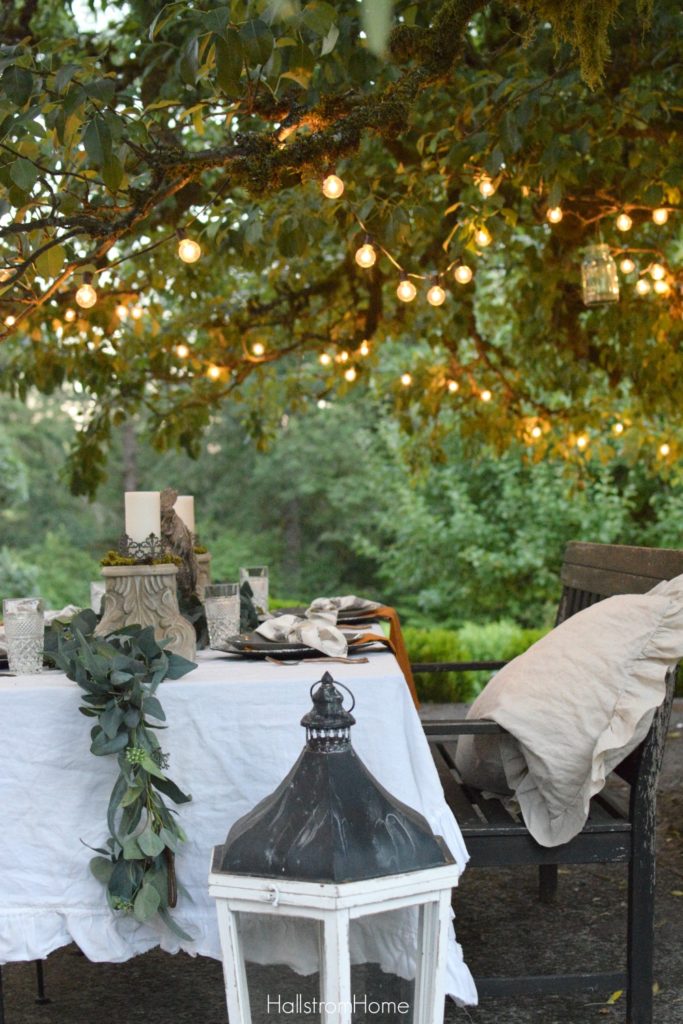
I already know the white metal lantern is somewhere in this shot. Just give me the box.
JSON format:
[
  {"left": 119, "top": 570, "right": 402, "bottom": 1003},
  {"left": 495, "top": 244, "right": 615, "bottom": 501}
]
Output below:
[
  {"left": 209, "top": 674, "right": 461, "bottom": 1024},
  {"left": 581, "top": 243, "right": 620, "bottom": 305}
]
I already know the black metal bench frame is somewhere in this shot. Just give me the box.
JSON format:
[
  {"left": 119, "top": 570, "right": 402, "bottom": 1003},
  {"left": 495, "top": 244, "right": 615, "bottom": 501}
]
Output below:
[{"left": 414, "top": 541, "right": 683, "bottom": 1024}]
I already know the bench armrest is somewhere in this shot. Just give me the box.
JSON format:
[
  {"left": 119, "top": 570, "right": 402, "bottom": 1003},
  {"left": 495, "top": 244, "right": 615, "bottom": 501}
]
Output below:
[
  {"left": 411, "top": 660, "right": 507, "bottom": 673},
  {"left": 422, "top": 718, "right": 508, "bottom": 737}
]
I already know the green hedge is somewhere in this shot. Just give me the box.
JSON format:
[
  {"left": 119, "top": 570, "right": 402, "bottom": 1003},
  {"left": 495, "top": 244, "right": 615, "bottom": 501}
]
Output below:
[{"left": 405, "top": 620, "right": 548, "bottom": 703}]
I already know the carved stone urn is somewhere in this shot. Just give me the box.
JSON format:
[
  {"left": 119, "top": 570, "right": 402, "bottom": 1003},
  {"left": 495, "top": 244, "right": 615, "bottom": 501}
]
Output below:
[
  {"left": 195, "top": 552, "right": 212, "bottom": 601},
  {"left": 95, "top": 563, "right": 196, "bottom": 662}
]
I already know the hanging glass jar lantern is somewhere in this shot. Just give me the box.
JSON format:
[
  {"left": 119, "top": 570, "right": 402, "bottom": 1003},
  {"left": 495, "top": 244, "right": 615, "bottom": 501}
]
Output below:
[{"left": 581, "top": 244, "right": 619, "bottom": 306}]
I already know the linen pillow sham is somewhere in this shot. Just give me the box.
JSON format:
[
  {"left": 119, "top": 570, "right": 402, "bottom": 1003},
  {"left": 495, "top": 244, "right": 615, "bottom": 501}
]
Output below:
[{"left": 455, "top": 574, "right": 683, "bottom": 847}]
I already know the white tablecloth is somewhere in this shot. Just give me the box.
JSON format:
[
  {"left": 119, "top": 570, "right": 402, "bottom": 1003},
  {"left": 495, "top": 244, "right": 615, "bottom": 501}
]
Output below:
[{"left": 0, "top": 649, "right": 477, "bottom": 1005}]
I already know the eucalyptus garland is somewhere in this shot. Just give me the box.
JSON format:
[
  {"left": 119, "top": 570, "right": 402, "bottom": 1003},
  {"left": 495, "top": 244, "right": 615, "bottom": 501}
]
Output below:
[{"left": 49, "top": 610, "right": 196, "bottom": 935}]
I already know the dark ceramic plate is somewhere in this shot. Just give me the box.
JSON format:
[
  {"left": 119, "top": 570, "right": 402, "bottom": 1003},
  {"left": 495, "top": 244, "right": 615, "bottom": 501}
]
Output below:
[
  {"left": 212, "top": 632, "right": 323, "bottom": 659},
  {"left": 273, "top": 605, "right": 380, "bottom": 624}
]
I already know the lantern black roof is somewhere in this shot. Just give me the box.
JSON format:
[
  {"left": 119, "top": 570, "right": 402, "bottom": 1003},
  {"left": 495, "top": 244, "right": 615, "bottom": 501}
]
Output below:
[{"left": 213, "top": 673, "right": 454, "bottom": 883}]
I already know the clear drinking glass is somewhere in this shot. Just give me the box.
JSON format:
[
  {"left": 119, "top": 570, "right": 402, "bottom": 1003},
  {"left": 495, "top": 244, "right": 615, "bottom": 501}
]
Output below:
[
  {"left": 3, "top": 597, "right": 45, "bottom": 674},
  {"left": 239, "top": 565, "right": 269, "bottom": 615},
  {"left": 204, "top": 583, "right": 241, "bottom": 648}
]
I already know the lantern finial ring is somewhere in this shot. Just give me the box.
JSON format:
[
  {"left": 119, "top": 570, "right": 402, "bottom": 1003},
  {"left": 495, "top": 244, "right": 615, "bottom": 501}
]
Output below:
[{"left": 310, "top": 676, "right": 356, "bottom": 714}]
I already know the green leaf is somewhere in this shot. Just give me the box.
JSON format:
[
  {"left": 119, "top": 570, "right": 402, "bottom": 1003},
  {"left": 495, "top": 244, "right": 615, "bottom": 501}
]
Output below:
[
  {"left": 90, "top": 855, "right": 115, "bottom": 884},
  {"left": 55, "top": 64, "right": 79, "bottom": 95},
  {"left": 215, "top": 30, "right": 243, "bottom": 96},
  {"left": 159, "top": 826, "right": 180, "bottom": 852},
  {"left": 102, "top": 153, "right": 123, "bottom": 193},
  {"left": 1, "top": 66, "right": 33, "bottom": 106},
  {"left": 361, "top": 0, "right": 392, "bottom": 57},
  {"left": 153, "top": 775, "right": 192, "bottom": 804},
  {"left": 83, "top": 116, "right": 112, "bottom": 169},
  {"left": 9, "top": 157, "right": 38, "bottom": 192},
  {"left": 120, "top": 785, "right": 142, "bottom": 808},
  {"left": 149, "top": 2, "right": 185, "bottom": 39},
  {"left": 107, "top": 771, "right": 130, "bottom": 836},
  {"left": 91, "top": 731, "right": 129, "bottom": 756},
  {"left": 301, "top": 1, "right": 337, "bottom": 35},
  {"left": 122, "top": 835, "right": 143, "bottom": 860},
  {"left": 202, "top": 7, "right": 230, "bottom": 36},
  {"left": 165, "top": 653, "right": 196, "bottom": 679},
  {"left": 240, "top": 19, "right": 274, "bottom": 67},
  {"left": 85, "top": 78, "right": 116, "bottom": 105},
  {"left": 143, "top": 696, "right": 166, "bottom": 721},
  {"left": 100, "top": 704, "right": 125, "bottom": 739},
  {"left": 133, "top": 881, "right": 161, "bottom": 922},
  {"left": 138, "top": 828, "right": 165, "bottom": 858},
  {"left": 158, "top": 905, "right": 194, "bottom": 941},
  {"left": 179, "top": 35, "right": 199, "bottom": 86}
]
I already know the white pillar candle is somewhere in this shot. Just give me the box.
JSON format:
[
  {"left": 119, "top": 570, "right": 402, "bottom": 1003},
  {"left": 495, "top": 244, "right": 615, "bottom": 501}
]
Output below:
[
  {"left": 125, "top": 491, "right": 160, "bottom": 542},
  {"left": 174, "top": 495, "right": 195, "bottom": 535}
]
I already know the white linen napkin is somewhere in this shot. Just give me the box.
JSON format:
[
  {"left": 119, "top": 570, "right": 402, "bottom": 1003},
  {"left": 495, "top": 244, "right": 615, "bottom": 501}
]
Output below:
[
  {"left": 256, "top": 614, "right": 348, "bottom": 657},
  {"left": 306, "top": 595, "right": 381, "bottom": 620}
]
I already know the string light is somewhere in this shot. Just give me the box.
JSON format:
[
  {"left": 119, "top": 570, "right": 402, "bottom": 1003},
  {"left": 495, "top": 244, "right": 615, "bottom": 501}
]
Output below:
[
  {"left": 319, "top": 352, "right": 332, "bottom": 366},
  {"left": 175, "top": 343, "right": 190, "bottom": 358},
  {"left": 177, "top": 233, "right": 202, "bottom": 264},
  {"left": 322, "top": 174, "right": 344, "bottom": 199},
  {"left": 75, "top": 274, "right": 97, "bottom": 309},
  {"left": 396, "top": 275, "right": 417, "bottom": 303},
  {"left": 547, "top": 206, "right": 563, "bottom": 224},
  {"left": 354, "top": 238, "right": 376, "bottom": 269},
  {"left": 426, "top": 278, "right": 446, "bottom": 307},
  {"left": 359, "top": 340, "right": 370, "bottom": 356},
  {"left": 400, "top": 372, "right": 412, "bottom": 386},
  {"left": 576, "top": 433, "right": 589, "bottom": 450},
  {"left": 336, "top": 350, "right": 349, "bottom": 363},
  {"left": 619, "top": 258, "right": 635, "bottom": 275},
  {"left": 251, "top": 341, "right": 265, "bottom": 356},
  {"left": 530, "top": 425, "right": 542, "bottom": 439},
  {"left": 649, "top": 263, "right": 666, "bottom": 281},
  {"left": 64, "top": 308, "right": 76, "bottom": 322},
  {"left": 130, "top": 305, "right": 144, "bottom": 320},
  {"left": 616, "top": 213, "right": 632, "bottom": 232},
  {"left": 115, "top": 304, "right": 128, "bottom": 319},
  {"left": 653, "top": 279, "right": 670, "bottom": 295},
  {"left": 659, "top": 442, "right": 671, "bottom": 457},
  {"left": 344, "top": 366, "right": 357, "bottom": 382},
  {"left": 652, "top": 208, "right": 669, "bottom": 225},
  {"left": 447, "top": 380, "right": 459, "bottom": 393},
  {"left": 4, "top": 314, "right": 15, "bottom": 327},
  {"left": 206, "top": 364, "right": 222, "bottom": 380},
  {"left": 453, "top": 264, "right": 473, "bottom": 284},
  {"left": 475, "top": 226, "right": 492, "bottom": 247},
  {"left": 635, "top": 278, "right": 651, "bottom": 296},
  {"left": 317, "top": 398, "right": 328, "bottom": 409},
  {"left": 612, "top": 421, "right": 624, "bottom": 435},
  {"left": 478, "top": 175, "right": 496, "bottom": 198},
  {"left": 480, "top": 389, "right": 492, "bottom": 402}
]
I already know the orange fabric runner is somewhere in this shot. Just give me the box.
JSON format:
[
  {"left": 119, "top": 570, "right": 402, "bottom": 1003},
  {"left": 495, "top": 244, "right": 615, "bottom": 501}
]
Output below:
[{"left": 348, "top": 605, "right": 419, "bottom": 709}]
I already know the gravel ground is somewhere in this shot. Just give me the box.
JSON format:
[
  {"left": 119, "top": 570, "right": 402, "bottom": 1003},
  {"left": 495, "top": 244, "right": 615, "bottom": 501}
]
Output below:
[{"left": 2, "top": 704, "right": 681, "bottom": 1024}]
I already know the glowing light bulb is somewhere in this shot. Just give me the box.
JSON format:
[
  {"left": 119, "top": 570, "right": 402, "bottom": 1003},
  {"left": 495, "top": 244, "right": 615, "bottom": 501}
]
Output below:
[
  {"left": 480, "top": 389, "right": 492, "bottom": 403},
  {"left": 130, "top": 305, "right": 143, "bottom": 320},
  {"left": 635, "top": 278, "right": 651, "bottom": 296},
  {"left": 396, "top": 276, "right": 417, "bottom": 302},
  {"left": 649, "top": 263, "right": 666, "bottom": 281},
  {"left": 319, "top": 352, "right": 332, "bottom": 366},
  {"left": 619, "top": 258, "right": 635, "bottom": 275},
  {"left": 355, "top": 242, "right": 376, "bottom": 268},
  {"left": 175, "top": 343, "right": 190, "bottom": 358},
  {"left": 659, "top": 442, "right": 671, "bottom": 457},
  {"left": 612, "top": 421, "right": 624, "bottom": 435},
  {"left": 652, "top": 208, "right": 669, "bottom": 225},
  {"left": 475, "top": 226, "right": 491, "bottom": 247},
  {"left": 426, "top": 282, "right": 446, "bottom": 307},
  {"left": 576, "top": 433, "right": 589, "bottom": 450},
  {"left": 547, "top": 206, "right": 563, "bottom": 224},
  {"left": 359, "top": 340, "right": 370, "bottom": 357},
  {"left": 317, "top": 399, "right": 328, "bottom": 409},
  {"left": 447, "top": 380, "right": 459, "bottom": 393},
  {"left": 115, "top": 304, "right": 128, "bottom": 319},
  {"left": 344, "top": 366, "right": 357, "bottom": 382},
  {"left": 337, "top": 350, "right": 349, "bottom": 363},
  {"left": 322, "top": 174, "right": 344, "bottom": 199},
  {"left": 478, "top": 175, "right": 496, "bottom": 198},
  {"left": 530, "top": 425, "right": 542, "bottom": 439},
  {"left": 653, "top": 279, "right": 670, "bottom": 295},
  {"left": 400, "top": 373, "right": 412, "bottom": 386},
  {"left": 454, "top": 264, "right": 473, "bottom": 284},
  {"left": 616, "top": 213, "right": 632, "bottom": 232},
  {"left": 251, "top": 341, "right": 265, "bottom": 356},
  {"left": 75, "top": 282, "right": 97, "bottom": 309},
  {"left": 207, "top": 364, "right": 221, "bottom": 380},
  {"left": 4, "top": 314, "right": 16, "bottom": 327},
  {"left": 177, "top": 236, "right": 201, "bottom": 264},
  {"left": 63, "top": 308, "right": 76, "bottom": 323}
]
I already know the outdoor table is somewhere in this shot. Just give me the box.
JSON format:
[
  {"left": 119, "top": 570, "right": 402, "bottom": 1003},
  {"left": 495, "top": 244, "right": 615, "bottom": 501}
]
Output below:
[{"left": 0, "top": 649, "right": 476, "bottom": 1005}]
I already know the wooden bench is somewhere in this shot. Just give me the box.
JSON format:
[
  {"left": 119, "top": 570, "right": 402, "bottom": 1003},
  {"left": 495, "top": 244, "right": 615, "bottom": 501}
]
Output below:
[{"left": 414, "top": 541, "right": 683, "bottom": 1024}]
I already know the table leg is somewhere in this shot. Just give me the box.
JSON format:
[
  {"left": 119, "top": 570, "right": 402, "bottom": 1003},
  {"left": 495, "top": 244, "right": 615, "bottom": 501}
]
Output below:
[
  {"left": 215, "top": 902, "right": 252, "bottom": 1024},
  {"left": 319, "top": 911, "right": 352, "bottom": 1024},
  {"left": 413, "top": 894, "right": 450, "bottom": 1024}
]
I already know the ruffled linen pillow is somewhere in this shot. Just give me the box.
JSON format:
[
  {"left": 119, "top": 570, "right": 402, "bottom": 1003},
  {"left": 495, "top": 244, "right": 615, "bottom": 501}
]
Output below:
[{"left": 455, "top": 574, "right": 683, "bottom": 847}]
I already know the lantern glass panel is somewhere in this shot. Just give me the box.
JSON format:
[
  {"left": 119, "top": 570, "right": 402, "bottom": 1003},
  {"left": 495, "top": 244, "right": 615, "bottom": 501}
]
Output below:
[{"left": 581, "top": 244, "right": 620, "bottom": 305}]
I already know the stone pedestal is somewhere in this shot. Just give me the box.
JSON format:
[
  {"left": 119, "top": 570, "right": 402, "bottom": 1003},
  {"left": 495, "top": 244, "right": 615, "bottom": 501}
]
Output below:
[
  {"left": 196, "top": 552, "right": 212, "bottom": 601},
  {"left": 95, "top": 563, "right": 196, "bottom": 662}
]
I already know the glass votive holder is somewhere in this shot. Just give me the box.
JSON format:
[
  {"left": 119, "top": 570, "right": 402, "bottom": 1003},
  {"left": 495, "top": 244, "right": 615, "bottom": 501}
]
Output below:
[
  {"left": 3, "top": 597, "right": 45, "bottom": 674},
  {"left": 90, "top": 581, "right": 106, "bottom": 615},
  {"left": 239, "top": 565, "right": 269, "bottom": 615},
  {"left": 204, "top": 583, "right": 240, "bottom": 649}
]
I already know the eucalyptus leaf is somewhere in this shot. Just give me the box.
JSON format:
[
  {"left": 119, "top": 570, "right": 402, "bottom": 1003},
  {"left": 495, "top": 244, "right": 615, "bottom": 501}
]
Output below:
[
  {"left": 133, "top": 881, "right": 161, "bottom": 922},
  {"left": 90, "top": 856, "right": 115, "bottom": 884},
  {"left": 138, "top": 828, "right": 165, "bottom": 858}
]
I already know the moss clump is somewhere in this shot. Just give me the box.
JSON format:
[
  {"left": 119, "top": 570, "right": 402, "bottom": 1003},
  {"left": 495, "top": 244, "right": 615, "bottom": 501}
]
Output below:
[
  {"left": 100, "top": 551, "right": 183, "bottom": 568},
  {"left": 194, "top": 545, "right": 208, "bottom": 555}
]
